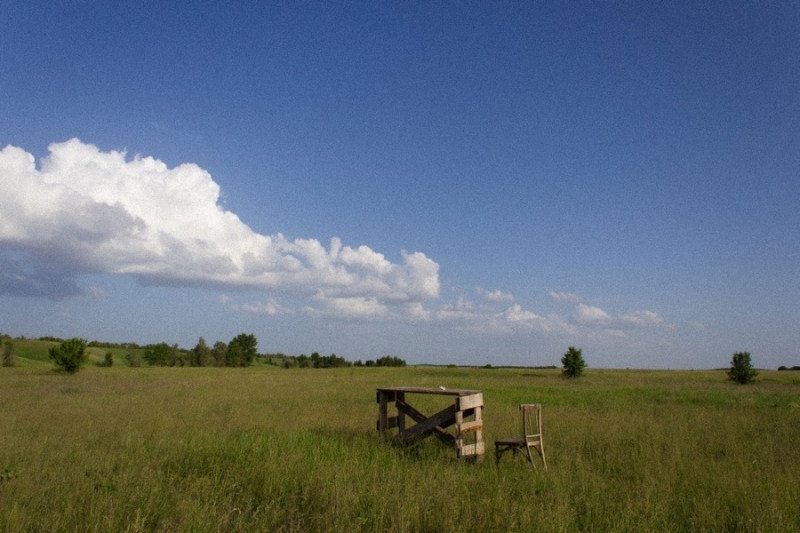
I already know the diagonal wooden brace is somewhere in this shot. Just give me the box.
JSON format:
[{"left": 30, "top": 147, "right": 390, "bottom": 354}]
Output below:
[{"left": 396, "top": 400, "right": 457, "bottom": 445}]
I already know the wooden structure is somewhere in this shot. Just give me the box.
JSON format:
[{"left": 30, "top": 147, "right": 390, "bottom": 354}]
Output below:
[
  {"left": 376, "top": 386, "right": 484, "bottom": 459},
  {"left": 494, "top": 403, "right": 547, "bottom": 469}
]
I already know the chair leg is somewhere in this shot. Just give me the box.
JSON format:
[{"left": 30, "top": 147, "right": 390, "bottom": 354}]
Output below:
[
  {"left": 525, "top": 445, "right": 537, "bottom": 469},
  {"left": 539, "top": 442, "right": 547, "bottom": 471}
]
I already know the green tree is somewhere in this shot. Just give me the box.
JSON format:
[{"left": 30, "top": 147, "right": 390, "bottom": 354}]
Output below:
[
  {"left": 1, "top": 338, "right": 15, "bottom": 367},
  {"left": 561, "top": 346, "right": 586, "bottom": 378},
  {"left": 143, "top": 343, "right": 176, "bottom": 367},
  {"left": 212, "top": 341, "right": 227, "bottom": 367},
  {"left": 49, "top": 338, "right": 88, "bottom": 373},
  {"left": 168, "top": 344, "right": 187, "bottom": 367},
  {"left": 100, "top": 351, "right": 114, "bottom": 367},
  {"left": 376, "top": 355, "right": 406, "bottom": 367},
  {"left": 728, "top": 351, "right": 758, "bottom": 384},
  {"left": 190, "top": 337, "right": 211, "bottom": 367},
  {"left": 227, "top": 333, "right": 258, "bottom": 367}
]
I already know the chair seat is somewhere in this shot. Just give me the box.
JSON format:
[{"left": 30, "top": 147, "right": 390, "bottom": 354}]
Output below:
[{"left": 494, "top": 437, "right": 526, "bottom": 446}]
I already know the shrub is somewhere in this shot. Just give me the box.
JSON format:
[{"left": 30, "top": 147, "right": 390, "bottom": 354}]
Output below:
[
  {"left": 561, "top": 346, "right": 586, "bottom": 378},
  {"left": 125, "top": 350, "right": 142, "bottom": 367},
  {"left": 728, "top": 351, "right": 758, "bottom": 384},
  {"left": 1, "top": 339, "right": 15, "bottom": 367},
  {"left": 48, "top": 338, "right": 88, "bottom": 373},
  {"left": 100, "top": 351, "right": 114, "bottom": 367}
]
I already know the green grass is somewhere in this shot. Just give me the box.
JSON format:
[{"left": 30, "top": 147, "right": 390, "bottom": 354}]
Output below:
[{"left": 1, "top": 361, "right": 799, "bottom": 532}]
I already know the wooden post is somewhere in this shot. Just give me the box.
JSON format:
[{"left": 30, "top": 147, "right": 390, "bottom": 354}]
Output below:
[{"left": 455, "top": 392, "right": 484, "bottom": 458}]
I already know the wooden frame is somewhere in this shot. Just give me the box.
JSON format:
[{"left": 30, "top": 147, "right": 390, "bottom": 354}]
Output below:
[{"left": 376, "top": 386, "right": 484, "bottom": 459}]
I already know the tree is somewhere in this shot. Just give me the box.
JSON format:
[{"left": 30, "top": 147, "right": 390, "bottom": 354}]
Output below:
[
  {"left": 190, "top": 337, "right": 211, "bottom": 367},
  {"left": 728, "top": 351, "right": 758, "bottom": 384},
  {"left": 227, "top": 333, "right": 258, "bottom": 367},
  {"left": 2, "top": 338, "right": 15, "bottom": 367},
  {"left": 143, "top": 343, "right": 174, "bottom": 367},
  {"left": 49, "top": 338, "right": 88, "bottom": 373},
  {"left": 376, "top": 355, "right": 406, "bottom": 367},
  {"left": 212, "top": 341, "right": 228, "bottom": 367},
  {"left": 561, "top": 346, "right": 585, "bottom": 378},
  {"left": 125, "top": 349, "right": 142, "bottom": 367}
]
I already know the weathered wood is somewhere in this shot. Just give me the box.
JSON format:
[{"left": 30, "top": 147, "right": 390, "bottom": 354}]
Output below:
[
  {"left": 377, "top": 386, "right": 481, "bottom": 397},
  {"left": 395, "top": 398, "right": 453, "bottom": 443},
  {"left": 456, "top": 392, "right": 483, "bottom": 411},
  {"left": 456, "top": 419, "right": 483, "bottom": 433},
  {"left": 377, "top": 391, "right": 389, "bottom": 439},
  {"left": 376, "top": 386, "right": 484, "bottom": 459},
  {"left": 494, "top": 403, "right": 546, "bottom": 469},
  {"left": 397, "top": 403, "right": 457, "bottom": 444},
  {"left": 458, "top": 442, "right": 485, "bottom": 457}
]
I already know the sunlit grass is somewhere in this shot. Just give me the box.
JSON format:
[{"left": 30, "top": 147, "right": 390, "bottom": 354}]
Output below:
[{"left": 1, "top": 364, "right": 798, "bottom": 531}]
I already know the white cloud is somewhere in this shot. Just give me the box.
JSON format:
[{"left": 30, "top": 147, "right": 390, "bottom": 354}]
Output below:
[
  {"left": 503, "top": 304, "right": 575, "bottom": 333},
  {"left": 549, "top": 290, "right": 582, "bottom": 303},
  {"left": 477, "top": 287, "right": 514, "bottom": 302},
  {"left": 316, "top": 295, "right": 389, "bottom": 319},
  {"left": 574, "top": 303, "right": 613, "bottom": 325},
  {"left": 0, "top": 140, "right": 441, "bottom": 308},
  {"left": 574, "top": 303, "right": 668, "bottom": 330},
  {"left": 619, "top": 310, "right": 667, "bottom": 327},
  {"left": 0, "top": 139, "right": 672, "bottom": 339},
  {"left": 229, "top": 298, "right": 293, "bottom": 316}
]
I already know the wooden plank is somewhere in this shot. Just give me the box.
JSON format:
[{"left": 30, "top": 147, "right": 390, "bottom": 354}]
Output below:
[
  {"left": 396, "top": 399, "right": 455, "bottom": 444},
  {"left": 377, "top": 386, "right": 481, "bottom": 397},
  {"left": 397, "top": 392, "right": 406, "bottom": 432},
  {"left": 457, "top": 442, "right": 485, "bottom": 457},
  {"left": 377, "top": 391, "right": 389, "bottom": 436},
  {"left": 398, "top": 404, "right": 457, "bottom": 444},
  {"left": 456, "top": 420, "right": 483, "bottom": 434},
  {"left": 456, "top": 392, "right": 483, "bottom": 411},
  {"left": 376, "top": 390, "right": 397, "bottom": 403}
]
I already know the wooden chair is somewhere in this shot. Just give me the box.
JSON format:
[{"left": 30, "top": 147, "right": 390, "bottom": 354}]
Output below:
[{"left": 494, "top": 404, "right": 547, "bottom": 469}]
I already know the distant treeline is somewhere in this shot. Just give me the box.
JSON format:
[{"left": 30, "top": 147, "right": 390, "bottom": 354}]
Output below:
[{"left": 24, "top": 334, "right": 406, "bottom": 369}]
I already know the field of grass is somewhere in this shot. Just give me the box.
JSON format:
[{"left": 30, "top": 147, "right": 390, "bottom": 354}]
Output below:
[{"left": 1, "top": 354, "right": 799, "bottom": 532}]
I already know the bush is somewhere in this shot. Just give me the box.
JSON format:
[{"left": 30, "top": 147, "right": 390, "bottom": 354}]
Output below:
[
  {"left": 125, "top": 350, "right": 142, "bottom": 367},
  {"left": 728, "top": 351, "right": 758, "bottom": 384},
  {"left": 1, "top": 339, "right": 15, "bottom": 367},
  {"left": 48, "top": 338, "right": 88, "bottom": 373},
  {"left": 98, "top": 351, "right": 114, "bottom": 367},
  {"left": 561, "top": 346, "right": 586, "bottom": 378}
]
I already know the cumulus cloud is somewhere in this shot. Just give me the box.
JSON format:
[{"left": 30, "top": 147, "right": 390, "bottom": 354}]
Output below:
[
  {"left": 1, "top": 139, "right": 673, "bottom": 339},
  {"left": 0, "top": 140, "right": 441, "bottom": 306}
]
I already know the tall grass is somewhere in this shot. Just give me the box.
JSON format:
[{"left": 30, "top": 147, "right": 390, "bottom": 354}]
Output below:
[{"left": 1, "top": 365, "right": 798, "bottom": 532}]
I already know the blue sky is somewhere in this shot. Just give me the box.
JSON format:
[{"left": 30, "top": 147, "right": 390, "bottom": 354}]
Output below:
[{"left": 1, "top": 1, "right": 798, "bottom": 368}]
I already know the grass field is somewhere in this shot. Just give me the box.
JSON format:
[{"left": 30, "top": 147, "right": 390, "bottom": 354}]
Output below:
[{"left": 1, "top": 350, "right": 799, "bottom": 532}]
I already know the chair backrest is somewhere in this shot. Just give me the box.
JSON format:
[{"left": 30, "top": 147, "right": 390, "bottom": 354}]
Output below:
[{"left": 520, "top": 404, "right": 543, "bottom": 444}]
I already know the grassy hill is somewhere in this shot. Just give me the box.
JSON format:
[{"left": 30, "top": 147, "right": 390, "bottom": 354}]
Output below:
[{"left": 2, "top": 337, "right": 143, "bottom": 367}]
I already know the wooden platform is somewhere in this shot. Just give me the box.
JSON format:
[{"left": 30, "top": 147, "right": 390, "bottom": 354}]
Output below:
[{"left": 376, "top": 386, "right": 484, "bottom": 459}]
